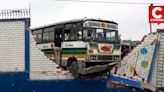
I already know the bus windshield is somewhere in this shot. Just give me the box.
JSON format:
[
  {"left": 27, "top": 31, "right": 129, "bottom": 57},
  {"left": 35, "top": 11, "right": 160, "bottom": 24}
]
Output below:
[{"left": 83, "top": 28, "right": 119, "bottom": 43}]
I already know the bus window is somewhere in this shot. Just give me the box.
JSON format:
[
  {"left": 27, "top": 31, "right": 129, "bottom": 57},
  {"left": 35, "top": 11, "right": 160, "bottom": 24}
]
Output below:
[
  {"left": 96, "top": 29, "right": 105, "bottom": 41},
  {"left": 32, "top": 29, "right": 43, "bottom": 43},
  {"left": 42, "top": 27, "right": 55, "bottom": 43},
  {"left": 82, "top": 28, "right": 118, "bottom": 42},
  {"left": 111, "top": 31, "right": 116, "bottom": 41},
  {"left": 82, "top": 28, "right": 92, "bottom": 41},
  {"left": 106, "top": 30, "right": 117, "bottom": 42},
  {"left": 36, "top": 34, "right": 42, "bottom": 43},
  {"left": 64, "top": 23, "right": 81, "bottom": 41},
  {"left": 70, "top": 29, "right": 79, "bottom": 40},
  {"left": 64, "top": 24, "right": 71, "bottom": 41},
  {"left": 49, "top": 31, "right": 54, "bottom": 42},
  {"left": 42, "top": 32, "right": 55, "bottom": 43},
  {"left": 64, "top": 30, "right": 70, "bottom": 40},
  {"left": 43, "top": 32, "right": 49, "bottom": 42}
]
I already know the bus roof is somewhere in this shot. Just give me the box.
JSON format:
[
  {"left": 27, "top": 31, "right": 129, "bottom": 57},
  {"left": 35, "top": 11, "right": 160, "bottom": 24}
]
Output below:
[{"left": 31, "top": 18, "right": 118, "bottom": 31}]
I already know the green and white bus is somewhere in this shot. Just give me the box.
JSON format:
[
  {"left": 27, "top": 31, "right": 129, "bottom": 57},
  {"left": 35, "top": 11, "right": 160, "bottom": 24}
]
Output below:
[{"left": 32, "top": 18, "right": 121, "bottom": 77}]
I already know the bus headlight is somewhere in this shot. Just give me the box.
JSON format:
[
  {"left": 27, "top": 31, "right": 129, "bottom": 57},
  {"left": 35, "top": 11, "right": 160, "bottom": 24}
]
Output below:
[
  {"left": 90, "top": 55, "right": 97, "bottom": 60},
  {"left": 113, "top": 56, "right": 120, "bottom": 60}
]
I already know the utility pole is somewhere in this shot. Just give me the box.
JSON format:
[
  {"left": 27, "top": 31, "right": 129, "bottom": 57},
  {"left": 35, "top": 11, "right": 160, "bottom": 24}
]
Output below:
[{"left": 150, "top": 4, "right": 153, "bottom": 33}]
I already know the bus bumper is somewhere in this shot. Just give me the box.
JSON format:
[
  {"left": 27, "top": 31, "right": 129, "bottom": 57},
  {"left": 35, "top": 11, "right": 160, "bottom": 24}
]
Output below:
[{"left": 78, "top": 62, "right": 119, "bottom": 75}]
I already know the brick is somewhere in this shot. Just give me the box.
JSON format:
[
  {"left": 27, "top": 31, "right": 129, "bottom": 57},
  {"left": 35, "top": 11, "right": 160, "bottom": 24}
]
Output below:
[{"left": 0, "top": 21, "right": 25, "bottom": 72}]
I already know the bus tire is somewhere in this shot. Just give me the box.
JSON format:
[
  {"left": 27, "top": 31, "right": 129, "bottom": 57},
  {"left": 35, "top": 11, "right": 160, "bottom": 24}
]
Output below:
[{"left": 68, "top": 61, "right": 80, "bottom": 78}]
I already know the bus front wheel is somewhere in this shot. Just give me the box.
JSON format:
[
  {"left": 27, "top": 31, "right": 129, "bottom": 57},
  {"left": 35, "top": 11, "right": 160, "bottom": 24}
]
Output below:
[{"left": 68, "top": 61, "right": 80, "bottom": 78}]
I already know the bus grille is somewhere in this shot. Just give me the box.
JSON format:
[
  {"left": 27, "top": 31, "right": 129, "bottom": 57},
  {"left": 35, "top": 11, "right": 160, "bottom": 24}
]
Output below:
[{"left": 98, "top": 55, "right": 112, "bottom": 60}]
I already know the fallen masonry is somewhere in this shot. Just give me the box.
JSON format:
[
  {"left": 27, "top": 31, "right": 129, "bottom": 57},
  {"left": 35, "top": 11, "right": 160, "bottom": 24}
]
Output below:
[
  {"left": 109, "top": 30, "right": 164, "bottom": 91},
  {"left": 30, "top": 32, "right": 74, "bottom": 80}
]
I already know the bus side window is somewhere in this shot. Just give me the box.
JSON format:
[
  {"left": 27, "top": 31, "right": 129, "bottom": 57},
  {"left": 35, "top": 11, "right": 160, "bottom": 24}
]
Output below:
[
  {"left": 69, "top": 23, "right": 81, "bottom": 40},
  {"left": 64, "top": 24, "right": 72, "bottom": 41},
  {"left": 70, "top": 29, "right": 78, "bottom": 40},
  {"left": 32, "top": 29, "right": 43, "bottom": 44},
  {"left": 64, "top": 30, "right": 70, "bottom": 41},
  {"left": 49, "top": 31, "right": 54, "bottom": 42},
  {"left": 43, "top": 32, "right": 49, "bottom": 42},
  {"left": 42, "top": 27, "right": 55, "bottom": 43},
  {"left": 36, "top": 34, "right": 42, "bottom": 43},
  {"left": 64, "top": 23, "right": 81, "bottom": 41}
]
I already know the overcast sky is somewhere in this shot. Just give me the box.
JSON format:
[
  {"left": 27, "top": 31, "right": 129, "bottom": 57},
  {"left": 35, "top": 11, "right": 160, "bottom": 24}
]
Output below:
[{"left": 0, "top": 0, "right": 164, "bottom": 40}]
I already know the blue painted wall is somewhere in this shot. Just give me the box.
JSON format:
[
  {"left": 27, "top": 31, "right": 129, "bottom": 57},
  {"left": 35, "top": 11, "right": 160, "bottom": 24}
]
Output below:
[
  {"left": 0, "top": 72, "right": 107, "bottom": 92},
  {"left": 0, "top": 72, "right": 151, "bottom": 92}
]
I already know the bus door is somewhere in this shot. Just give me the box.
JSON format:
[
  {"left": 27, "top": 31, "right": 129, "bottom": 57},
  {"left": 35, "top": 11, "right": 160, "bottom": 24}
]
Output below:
[{"left": 54, "top": 27, "right": 63, "bottom": 66}]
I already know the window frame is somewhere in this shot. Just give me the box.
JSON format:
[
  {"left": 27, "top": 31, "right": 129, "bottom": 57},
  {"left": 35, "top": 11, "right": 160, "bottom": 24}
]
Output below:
[
  {"left": 81, "top": 27, "right": 119, "bottom": 43},
  {"left": 63, "top": 22, "right": 82, "bottom": 41},
  {"left": 42, "top": 26, "right": 55, "bottom": 43},
  {"left": 32, "top": 29, "right": 43, "bottom": 44}
]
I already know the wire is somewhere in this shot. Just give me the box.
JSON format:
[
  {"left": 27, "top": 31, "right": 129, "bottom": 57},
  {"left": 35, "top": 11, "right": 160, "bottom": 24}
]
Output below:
[
  {"left": 53, "top": 0, "right": 163, "bottom": 4},
  {"left": 52, "top": 0, "right": 164, "bottom": 5}
]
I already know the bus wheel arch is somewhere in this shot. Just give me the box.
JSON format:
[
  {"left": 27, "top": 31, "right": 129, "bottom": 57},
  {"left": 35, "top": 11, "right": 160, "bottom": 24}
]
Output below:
[
  {"left": 67, "top": 57, "right": 77, "bottom": 67},
  {"left": 67, "top": 57, "right": 80, "bottom": 78}
]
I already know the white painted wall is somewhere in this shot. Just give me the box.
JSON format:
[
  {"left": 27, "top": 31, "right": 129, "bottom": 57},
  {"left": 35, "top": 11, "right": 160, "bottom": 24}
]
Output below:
[{"left": 0, "top": 21, "right": 25, "bottom": 72}]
